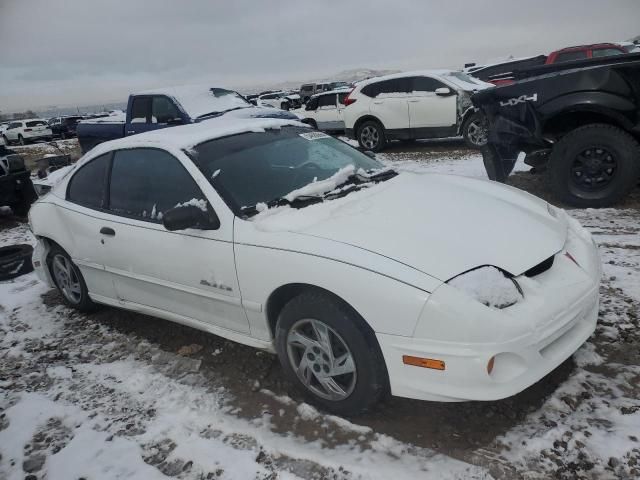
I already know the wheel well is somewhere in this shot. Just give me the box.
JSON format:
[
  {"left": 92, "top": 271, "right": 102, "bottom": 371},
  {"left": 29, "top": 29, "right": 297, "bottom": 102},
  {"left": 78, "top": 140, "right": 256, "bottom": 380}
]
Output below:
[
  {"left": 544, "top": 110, "right": 627, "bottom": 140},
  {"left": 266, "top": 283, "right": 378, "bottom": 343},
  {"left": 353, "top": 115, "right": 384, "bottom": 136}
]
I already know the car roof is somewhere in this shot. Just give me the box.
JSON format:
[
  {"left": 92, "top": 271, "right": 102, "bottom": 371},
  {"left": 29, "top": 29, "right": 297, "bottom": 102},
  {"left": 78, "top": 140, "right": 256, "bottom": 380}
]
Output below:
[
  {"left": 356, "top": 69, "right": 457, "bottom": 87},
  {"left": 134, "top": 85, "right": 250, "bottom": 119},
  {"left": 82, "top": 116, "right": 304, "bottom": 161},
  {"left": 310, "top": 88, "right": 352, "bottom": 98},
  {"left": 553, "top": 43, "right": 624, "bottom": 53}
]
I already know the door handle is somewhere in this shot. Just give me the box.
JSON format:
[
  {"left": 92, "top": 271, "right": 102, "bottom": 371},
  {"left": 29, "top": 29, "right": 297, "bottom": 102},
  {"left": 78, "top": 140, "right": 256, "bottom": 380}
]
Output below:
[
  {"left": 100, "top": 227, "right": 116, "bottom": 236},
  {"left": 373, "top": 101, "right": 383, "bottom": 105},
  {"left": 408, "top": 99, "right": 420, "bottom": 103},
  {"left": 126, "top": 130, "right": 135, "bottom": 135}
]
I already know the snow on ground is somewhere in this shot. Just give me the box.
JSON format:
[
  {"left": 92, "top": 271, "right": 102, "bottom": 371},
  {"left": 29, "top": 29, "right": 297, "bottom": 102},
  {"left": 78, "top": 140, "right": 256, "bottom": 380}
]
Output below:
[{"left": 1, "top": 143, "right": 639, "bottom": 479}]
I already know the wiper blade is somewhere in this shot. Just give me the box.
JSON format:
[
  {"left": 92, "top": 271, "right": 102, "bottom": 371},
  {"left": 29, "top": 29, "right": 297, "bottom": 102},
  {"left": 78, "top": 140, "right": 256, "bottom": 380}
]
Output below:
[{"left": 241, "top": 194, "right": 322, "bottom": 217}]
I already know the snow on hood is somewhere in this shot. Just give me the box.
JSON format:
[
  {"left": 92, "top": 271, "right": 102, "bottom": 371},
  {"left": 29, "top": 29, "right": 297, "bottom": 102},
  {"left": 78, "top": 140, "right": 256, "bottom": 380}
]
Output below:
[
  {"left": 79, "top": 111, "right": 127, "bottom": 124},
  {"left": 252, "top": 172, "right": 567, "bottom": 281}
]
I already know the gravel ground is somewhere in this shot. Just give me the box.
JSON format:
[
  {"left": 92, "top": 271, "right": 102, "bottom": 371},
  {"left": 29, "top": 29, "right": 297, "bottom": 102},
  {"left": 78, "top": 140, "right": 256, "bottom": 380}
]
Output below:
[{"left": 1, "top": 139, "right": 639, "bottom": 479}]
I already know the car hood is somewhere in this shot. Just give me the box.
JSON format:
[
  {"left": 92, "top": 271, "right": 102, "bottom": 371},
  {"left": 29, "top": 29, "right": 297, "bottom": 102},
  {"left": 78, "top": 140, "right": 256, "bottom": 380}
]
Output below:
[{"left": 260, "top": 172, "right": 567, "bottom": 281}]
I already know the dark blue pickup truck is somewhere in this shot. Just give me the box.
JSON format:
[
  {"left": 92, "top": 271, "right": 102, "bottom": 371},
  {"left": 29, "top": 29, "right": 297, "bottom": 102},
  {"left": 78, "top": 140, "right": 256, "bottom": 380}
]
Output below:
[{"left": 76, "top": 86, "right": 298, "bottom": 153}]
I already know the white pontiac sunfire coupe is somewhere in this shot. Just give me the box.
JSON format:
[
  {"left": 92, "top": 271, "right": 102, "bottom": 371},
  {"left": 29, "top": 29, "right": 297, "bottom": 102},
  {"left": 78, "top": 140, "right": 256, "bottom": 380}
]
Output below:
[{"left": 29, "top": 117, "right": 601, "bottom": 415}]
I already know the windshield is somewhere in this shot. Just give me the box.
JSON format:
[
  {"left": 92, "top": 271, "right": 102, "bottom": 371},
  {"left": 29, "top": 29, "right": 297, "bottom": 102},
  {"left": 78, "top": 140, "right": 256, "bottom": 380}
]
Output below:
[
  {"left": 189, "top": 127, "right": 386, "bottom": 215},
  {"left": 444, "top": 72, "right": 488, "bottom": 90}
]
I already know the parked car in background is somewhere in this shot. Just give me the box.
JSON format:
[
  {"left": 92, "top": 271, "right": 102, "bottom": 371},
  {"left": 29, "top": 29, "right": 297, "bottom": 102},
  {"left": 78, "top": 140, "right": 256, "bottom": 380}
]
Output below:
[
  {"left": 2, "top": 119, "right": 53, "bottom": 145},
  {"left": 343, "top": 70, "right": 492, "bottom": 151},
  {"left": 0, "top": 122, "right": 10, "bottom": 137},
  {"left": 256, "top": 91, "right": 301, "bottom": 110},
  {"left": 474, "top": 52, "right": 640, "bottom": 207},
  {"left": 617, "top": 41, "right": 640, "bottom": 53},
  {"left": 30, "top": 116, "right": 600, "bottom": 415},
  {"left": 48, "top": 116, "right": 84, "bottom": 139},
  {"left": 468, "top": 43, "right": 629, "bottom": 86},
  {"left": 75, "top": 86, "right": 299, "bottom": 153},
  {"left": 299, "top": 83, "right": 332, "bottom": 103},
  {"left": 329, "top": 81, "right": 351, "bottom": 90},
  {"left": 0, "top": 144, "right": 37, "bottom": 216},
  {"left": 296, "top": 89, "right": 351, "bottom": 132},
  {"left": 545, "top": 43, "right": 626, "bottom": 64}
]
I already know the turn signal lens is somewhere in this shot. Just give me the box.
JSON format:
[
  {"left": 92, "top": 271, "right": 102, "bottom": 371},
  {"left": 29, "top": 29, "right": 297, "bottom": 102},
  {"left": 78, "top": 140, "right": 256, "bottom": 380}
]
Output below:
[
  {"left": 402, "top": 355, "right": 445, "bottom": 370},
  {"left": 487, "top": 356, "right": 495, "bottom": 375}
]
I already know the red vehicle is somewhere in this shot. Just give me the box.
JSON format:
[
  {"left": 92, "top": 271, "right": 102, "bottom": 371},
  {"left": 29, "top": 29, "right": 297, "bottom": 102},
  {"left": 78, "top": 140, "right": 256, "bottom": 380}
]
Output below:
[
  {"left": 545, "top": 43, "right": 626, "bottom": 64},
  {"left": 468, "top": 43, "right": 628, "bottom": 86}
]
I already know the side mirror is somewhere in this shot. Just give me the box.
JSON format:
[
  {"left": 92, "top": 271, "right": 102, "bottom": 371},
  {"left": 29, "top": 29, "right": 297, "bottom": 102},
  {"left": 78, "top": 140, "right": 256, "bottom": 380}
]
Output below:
[
  {"left": 162, "top": 205, "right": 220, "bottom": 231},
  {"left": 435, "top": 87, "right": 453, "bottom": 97}
]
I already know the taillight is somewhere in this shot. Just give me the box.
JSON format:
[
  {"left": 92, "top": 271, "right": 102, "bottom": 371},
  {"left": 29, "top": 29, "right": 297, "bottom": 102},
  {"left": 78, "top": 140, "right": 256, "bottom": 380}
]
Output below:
[
  {"left": 343, "top": 89, "right": 356, "bottom": 106},
  {"left": 24, "top": 128, "right": 32, "bottom": 132}
]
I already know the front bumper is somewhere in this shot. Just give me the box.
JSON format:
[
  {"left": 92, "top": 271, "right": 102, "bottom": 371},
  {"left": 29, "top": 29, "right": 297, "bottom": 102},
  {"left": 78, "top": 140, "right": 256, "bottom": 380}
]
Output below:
[{"left": 378, "top": 215, "right": 601, "bottom": 402}]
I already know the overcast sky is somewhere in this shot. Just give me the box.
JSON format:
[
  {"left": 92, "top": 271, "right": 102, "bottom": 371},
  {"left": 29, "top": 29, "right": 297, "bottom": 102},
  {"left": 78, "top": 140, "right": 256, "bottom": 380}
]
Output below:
[{"left": 1, "top": 0, "right": 638, "bottom": 112}]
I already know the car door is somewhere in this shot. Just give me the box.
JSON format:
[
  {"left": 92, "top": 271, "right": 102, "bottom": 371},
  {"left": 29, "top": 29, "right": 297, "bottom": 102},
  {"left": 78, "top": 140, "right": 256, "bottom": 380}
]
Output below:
[
  {"left": 407, "top": 76, "right": 457, "bottom": 130},
  {"left": 6, "top": 122, "right": 21, "bottom": 141},
  {"left": 314, "top": 94, "right": 339, "bottom": 130},
  {"left": 99, "top": 147, "right": 249, "bottom": 334},
  {"left": 59, "top": 152, "right": 119, "bottom": 300},
  {"left": 126, "top": 95, "right": 184, "bottom": 136},
  {"left": 368, "top": 78, "right": 411, "bottom": 130}
]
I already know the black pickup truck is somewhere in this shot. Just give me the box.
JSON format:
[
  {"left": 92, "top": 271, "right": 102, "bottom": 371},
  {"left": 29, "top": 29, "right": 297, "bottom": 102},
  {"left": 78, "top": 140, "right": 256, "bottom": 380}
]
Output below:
[{"left": 473, "top": 53, "right": 640, "bottom": 207}]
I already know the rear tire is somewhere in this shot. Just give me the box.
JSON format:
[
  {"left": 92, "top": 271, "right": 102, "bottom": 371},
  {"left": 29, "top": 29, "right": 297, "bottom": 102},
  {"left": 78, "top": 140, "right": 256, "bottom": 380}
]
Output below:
[
  {"left": 357, "top": 120, "right": 386, "bottom": 152},
  {"left": 462, "top": 111, "right": 488, "bottom": 149},
  {"left": 18, "top": 135, "right": 26, "bottom": 146},
  {"left": 547, "top": 124, "right": 640, "bottom": 207},
  {"left": 275, "top": 291, "right": 388, "bottom": 416},
  {"left": 46, "top": 245, "right": 97, "bottom": 312}
]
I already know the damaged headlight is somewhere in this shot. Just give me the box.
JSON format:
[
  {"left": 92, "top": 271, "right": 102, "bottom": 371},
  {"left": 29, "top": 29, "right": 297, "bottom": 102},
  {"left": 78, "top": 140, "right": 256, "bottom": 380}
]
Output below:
[{"left": 448, "top": 266, "right": 523, "bottom": 309}]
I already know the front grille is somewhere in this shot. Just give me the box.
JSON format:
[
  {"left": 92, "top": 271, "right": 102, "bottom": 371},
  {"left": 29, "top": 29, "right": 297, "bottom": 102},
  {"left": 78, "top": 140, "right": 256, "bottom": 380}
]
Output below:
[{"left": 525, "top": 255, "right": 555, "bottom": 277}]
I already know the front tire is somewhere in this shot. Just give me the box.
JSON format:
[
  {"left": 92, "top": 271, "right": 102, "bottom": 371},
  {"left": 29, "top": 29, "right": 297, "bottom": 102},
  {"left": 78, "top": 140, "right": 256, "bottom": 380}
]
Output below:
[
  {"left": 47, "top": 245, "right": 96, "bottom": 312},
  {"left": 275, "top": 291, "right": 388, "bottom": 416},
  {"left": 548, "top": 124, "right": 640, "bottom": 207},
  {"left": 18, "top": 135, "right": 26, "bottom": 146},
  {"left": 462, "top": 111, "right": 488, "bottom": 149},
  {"left": 357, "top": 120, "right": 386, "bottom": 152}
]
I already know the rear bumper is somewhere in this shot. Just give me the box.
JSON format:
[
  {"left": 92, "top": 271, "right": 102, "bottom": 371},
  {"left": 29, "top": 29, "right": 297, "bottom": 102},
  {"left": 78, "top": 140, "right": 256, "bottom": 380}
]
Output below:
[{"left": 32, "top": 238, "right": 54, "bottom": 287}]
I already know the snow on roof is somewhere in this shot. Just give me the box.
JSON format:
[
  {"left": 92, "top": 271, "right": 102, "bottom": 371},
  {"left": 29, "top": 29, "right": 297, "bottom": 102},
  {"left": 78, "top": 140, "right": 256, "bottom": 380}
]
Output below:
[
  {"left": 135, "top": 85, "right": 251, "bottom": 119},
  {"left": 83, "top": 116, "right": 305, "bottom": 161},
  {"left": 356, "top": 69, "right": 457, "bottom": 87},
  {"left": 310, "top": 88, "right": 352, "bottom": 98}
]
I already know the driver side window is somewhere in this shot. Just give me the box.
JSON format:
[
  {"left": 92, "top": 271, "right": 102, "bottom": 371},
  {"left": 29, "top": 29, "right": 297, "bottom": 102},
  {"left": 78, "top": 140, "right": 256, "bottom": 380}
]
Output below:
[
  {"left": 306, "top": 97, "right": 319, "bottom": 111},
  {"left": 108, "top": 148, "right": 209, "bottom": 223}
]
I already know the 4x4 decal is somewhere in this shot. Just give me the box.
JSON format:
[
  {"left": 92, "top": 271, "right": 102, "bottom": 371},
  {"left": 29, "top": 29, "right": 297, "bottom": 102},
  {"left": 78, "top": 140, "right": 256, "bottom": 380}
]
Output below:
[{"left": 500, "top": 93, "right": 538, "bottom": 107}]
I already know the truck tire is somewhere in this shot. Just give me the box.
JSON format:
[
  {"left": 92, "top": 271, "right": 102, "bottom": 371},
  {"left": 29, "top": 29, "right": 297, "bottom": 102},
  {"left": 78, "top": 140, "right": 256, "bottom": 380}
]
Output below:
[
  {"left": 0, "top": 244, "right": 34, "bottom": 281},
  {"left": 462, "top": 111, "right": 488, "bottom": 149},
  {"left": 357, "top": 120, "right": 386, "bottom": 152},
  {"left": 275, "top": 291, "right": 388, "bottom": 416},
  {"left": 548, "top": 124, "right": 640, "bottom": 207}
]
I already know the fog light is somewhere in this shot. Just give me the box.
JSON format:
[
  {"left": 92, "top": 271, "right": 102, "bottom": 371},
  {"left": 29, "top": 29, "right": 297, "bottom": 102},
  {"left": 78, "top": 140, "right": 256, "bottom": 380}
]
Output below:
[
  {"left": 487, "top": 356, "right": 495, "bottom": 375},
  {"left": 403, "top": 355, "right": 445, "bottom": 371}
]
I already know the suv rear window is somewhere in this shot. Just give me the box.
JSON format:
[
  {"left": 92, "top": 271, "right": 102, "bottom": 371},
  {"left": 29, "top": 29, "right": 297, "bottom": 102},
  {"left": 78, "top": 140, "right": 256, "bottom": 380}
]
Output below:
[{"left": 26, "top": 121, "right": 46, "bottom": 127}]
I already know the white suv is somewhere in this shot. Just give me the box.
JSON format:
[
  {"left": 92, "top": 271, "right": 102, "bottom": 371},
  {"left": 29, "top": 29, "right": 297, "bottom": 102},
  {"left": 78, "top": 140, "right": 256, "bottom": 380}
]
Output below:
[
  {"left": 343, "top": 70, "right": 492, "bottom": 151},
  {"left": 2, "top": 119, "right": 53, "bottom": 145},
  {"left": 295, "top": 89, "right": 351, "bottom": 132}
]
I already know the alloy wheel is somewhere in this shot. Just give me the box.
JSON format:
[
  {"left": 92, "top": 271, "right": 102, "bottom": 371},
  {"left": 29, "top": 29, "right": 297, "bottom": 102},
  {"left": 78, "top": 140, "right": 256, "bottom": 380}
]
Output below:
[
  {"left": 467, "top": 119, "right": 488, "bottom": 146},
  {"left": 360, "top": 125, "right": 379, "bottom": 150},
  {"left": 570, "top": 146, "right": 618, "bottom": 191},
  {"left": 52, "top": 254, "right": 82, "bottom": 304},
  {"left": 286, "top": 318, "right": 357, "bottom": 401}
]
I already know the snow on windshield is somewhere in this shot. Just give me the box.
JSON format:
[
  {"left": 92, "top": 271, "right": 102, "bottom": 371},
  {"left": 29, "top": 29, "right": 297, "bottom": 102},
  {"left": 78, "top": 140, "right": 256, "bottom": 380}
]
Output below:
[
  {"left": 284, "top": 165, "right": 356, "bottom": 202},
  {"left": 140, "top": 86, "right": 250, "bottom": 119}
]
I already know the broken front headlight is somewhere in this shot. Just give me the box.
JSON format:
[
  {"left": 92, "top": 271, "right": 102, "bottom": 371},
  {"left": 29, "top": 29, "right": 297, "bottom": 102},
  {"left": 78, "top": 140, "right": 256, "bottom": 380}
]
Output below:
[{"left": 448, "top": 266, "right": 523, "bottom": 309}]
